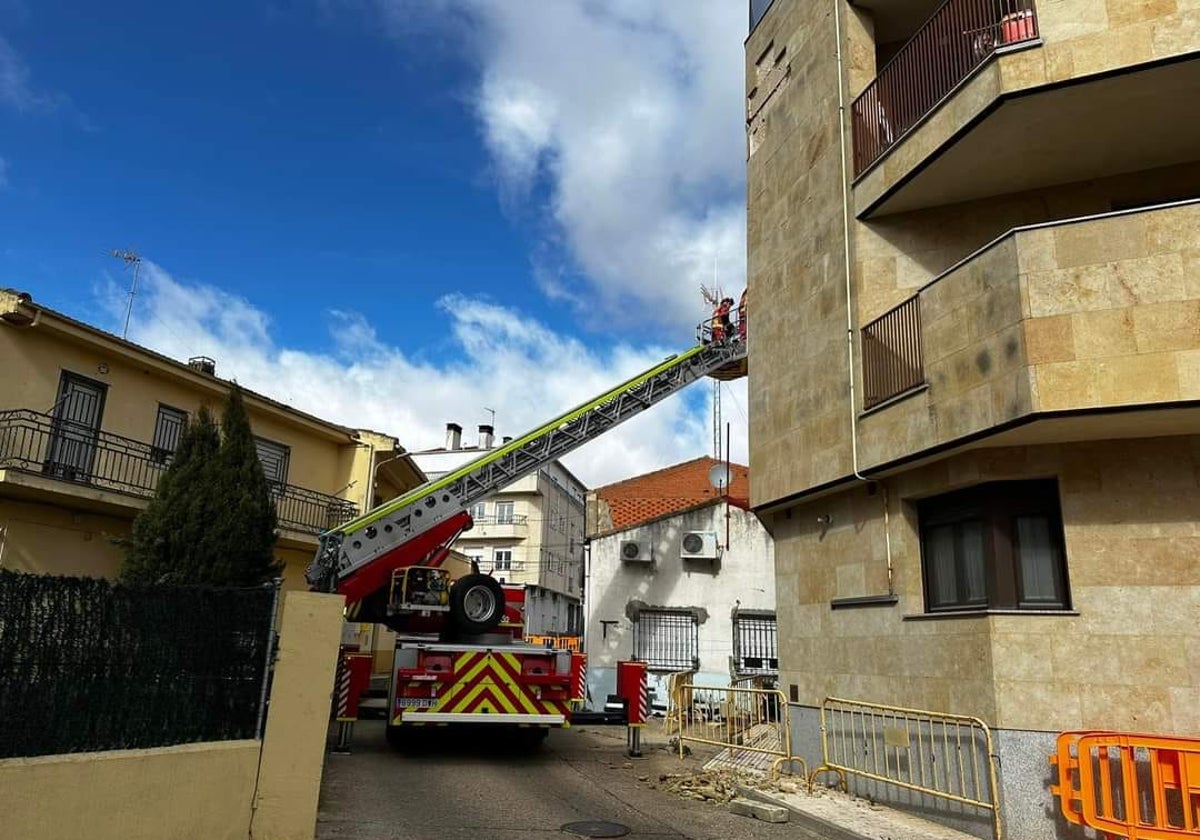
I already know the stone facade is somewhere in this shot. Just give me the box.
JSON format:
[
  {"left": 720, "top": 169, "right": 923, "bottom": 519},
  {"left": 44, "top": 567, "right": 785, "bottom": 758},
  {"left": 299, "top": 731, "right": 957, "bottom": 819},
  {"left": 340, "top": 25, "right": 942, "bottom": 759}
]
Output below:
[{"left": 748, "top": 3, "right": 1200, "bottom": 838}]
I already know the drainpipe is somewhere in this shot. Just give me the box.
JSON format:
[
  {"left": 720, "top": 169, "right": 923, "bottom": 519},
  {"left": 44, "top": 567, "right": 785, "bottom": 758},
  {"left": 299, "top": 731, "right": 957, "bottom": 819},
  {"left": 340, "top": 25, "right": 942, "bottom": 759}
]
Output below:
[{"left": 834, "top": 0, "right": 894, "bottom": 595}]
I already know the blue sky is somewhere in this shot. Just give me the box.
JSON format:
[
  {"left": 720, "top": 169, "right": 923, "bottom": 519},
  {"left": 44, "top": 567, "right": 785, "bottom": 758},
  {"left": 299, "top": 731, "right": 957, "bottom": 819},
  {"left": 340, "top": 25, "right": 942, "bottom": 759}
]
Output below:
[{"left": 0, "top": 1, "right": 749, "bottom": 485}]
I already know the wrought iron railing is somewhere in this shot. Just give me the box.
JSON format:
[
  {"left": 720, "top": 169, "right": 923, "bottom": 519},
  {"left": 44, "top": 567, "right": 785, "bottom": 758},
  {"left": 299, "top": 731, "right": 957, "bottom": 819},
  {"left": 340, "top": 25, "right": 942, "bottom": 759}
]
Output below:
[
  {"left": 0, "top": 409, "right": 357, "bottom": 535},
  {"left": 851, "top": 0, "right": 1039, "bottom": 175},
  {"left": 862, "top": 297, "right": 925, "bottom": 409}
]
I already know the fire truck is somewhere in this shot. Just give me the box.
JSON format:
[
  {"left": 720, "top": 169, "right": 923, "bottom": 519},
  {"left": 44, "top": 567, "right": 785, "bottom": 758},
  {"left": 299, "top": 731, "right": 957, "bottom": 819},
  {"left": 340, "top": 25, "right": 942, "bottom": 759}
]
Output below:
[{"left": 306, "top": 320, "right": 747, "bottom": 748}]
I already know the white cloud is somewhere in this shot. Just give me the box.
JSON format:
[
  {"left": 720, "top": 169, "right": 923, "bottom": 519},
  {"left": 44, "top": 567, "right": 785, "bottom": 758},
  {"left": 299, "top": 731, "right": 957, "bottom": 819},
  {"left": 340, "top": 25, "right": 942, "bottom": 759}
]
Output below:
[
  {"left": 376, "top": 1, "right": 748, "bottom": 336},
  {"left": 0, "top": 32, "right": 53, "bottom": 112},
  {"left": 109, "top": 264, "right": 747, "bottom": 488}
]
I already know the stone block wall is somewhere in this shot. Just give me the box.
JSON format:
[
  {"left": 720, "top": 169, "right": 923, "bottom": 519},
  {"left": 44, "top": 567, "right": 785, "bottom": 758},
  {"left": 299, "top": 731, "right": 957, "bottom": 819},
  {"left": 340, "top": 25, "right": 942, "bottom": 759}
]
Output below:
[{"left": 773, "top": 435, "right": 1200, "bottom": 736}]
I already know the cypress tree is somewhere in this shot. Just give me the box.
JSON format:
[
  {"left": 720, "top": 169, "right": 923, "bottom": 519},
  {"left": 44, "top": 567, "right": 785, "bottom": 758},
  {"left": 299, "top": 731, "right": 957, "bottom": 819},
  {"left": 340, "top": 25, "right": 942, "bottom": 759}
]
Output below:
[
  {"left": 121, "top": 406, "right": 223, "bottom": 584},
  {"left": 121, "top": 385, "right": 281, "bottom": 586},
  {"left": 211, "top": 385, "right": 281, "bottom": 585}
]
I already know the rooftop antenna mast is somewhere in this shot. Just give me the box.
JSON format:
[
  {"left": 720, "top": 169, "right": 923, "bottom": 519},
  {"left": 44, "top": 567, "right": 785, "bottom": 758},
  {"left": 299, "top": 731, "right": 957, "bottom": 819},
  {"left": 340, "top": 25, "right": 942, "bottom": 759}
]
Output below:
[{"left": 110, "top": 248, "right": 142, "bottom": 340}]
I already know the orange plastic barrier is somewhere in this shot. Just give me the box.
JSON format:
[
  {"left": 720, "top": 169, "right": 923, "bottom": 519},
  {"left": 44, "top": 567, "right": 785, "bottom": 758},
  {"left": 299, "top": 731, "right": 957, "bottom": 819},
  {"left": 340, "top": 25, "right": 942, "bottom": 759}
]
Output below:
[{"left": 1051, "top": 730, "right": 1200, "bottom": 838}]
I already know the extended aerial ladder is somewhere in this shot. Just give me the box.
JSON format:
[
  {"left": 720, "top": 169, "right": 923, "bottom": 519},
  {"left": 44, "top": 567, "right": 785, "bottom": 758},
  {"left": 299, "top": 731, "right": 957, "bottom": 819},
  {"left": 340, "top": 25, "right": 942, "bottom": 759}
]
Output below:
[{"left": 305, "top": 328, "right": 747, "bottom": 624}]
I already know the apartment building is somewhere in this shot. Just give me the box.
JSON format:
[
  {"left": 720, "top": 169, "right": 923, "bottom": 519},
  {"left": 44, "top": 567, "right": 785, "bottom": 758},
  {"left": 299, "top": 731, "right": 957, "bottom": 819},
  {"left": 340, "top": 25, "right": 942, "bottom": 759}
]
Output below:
[
  {"left": 0, "top": 288, "right": 424, "bottom": 591},
  {"left": 584, "top": 457, "right": 775, "bottom": 711},
  {"left": 747, "top": 2, "right": 1200, "bottom": 837},
  {"left": 409, "top": 423, "right": 586, "bottom": 633}
]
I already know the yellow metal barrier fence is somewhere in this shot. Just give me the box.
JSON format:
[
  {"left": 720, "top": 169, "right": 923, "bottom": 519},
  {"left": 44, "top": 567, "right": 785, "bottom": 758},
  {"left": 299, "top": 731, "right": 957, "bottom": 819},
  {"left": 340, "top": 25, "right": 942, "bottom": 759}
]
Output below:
[
  {"left": 810, "top": 697, "right": 1002, "bottom": 840},
  {"left": 671, "top": 679, "right": 804, "bottom": 778}
]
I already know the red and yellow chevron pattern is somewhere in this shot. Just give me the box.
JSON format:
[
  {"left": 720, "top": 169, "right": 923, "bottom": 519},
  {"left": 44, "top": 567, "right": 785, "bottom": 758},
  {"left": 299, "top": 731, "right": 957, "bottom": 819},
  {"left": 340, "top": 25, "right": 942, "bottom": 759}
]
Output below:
[{"left": 397, "top": 650, "right": 570, "bottom": 722}]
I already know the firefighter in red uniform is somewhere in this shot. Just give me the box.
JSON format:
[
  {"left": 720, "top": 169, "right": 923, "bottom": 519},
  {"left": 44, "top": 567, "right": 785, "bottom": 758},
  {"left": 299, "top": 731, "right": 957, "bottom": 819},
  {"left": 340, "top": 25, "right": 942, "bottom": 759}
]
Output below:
[{"left": 712, "top": 297, "right": 734, "bottom": 343}]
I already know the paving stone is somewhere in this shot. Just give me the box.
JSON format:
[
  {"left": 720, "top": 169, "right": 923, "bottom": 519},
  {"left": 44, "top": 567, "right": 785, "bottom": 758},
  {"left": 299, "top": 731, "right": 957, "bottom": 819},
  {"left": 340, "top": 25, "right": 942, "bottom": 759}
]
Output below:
[{"left": 729, "top": 797, "right": 789, "bottom": 823}]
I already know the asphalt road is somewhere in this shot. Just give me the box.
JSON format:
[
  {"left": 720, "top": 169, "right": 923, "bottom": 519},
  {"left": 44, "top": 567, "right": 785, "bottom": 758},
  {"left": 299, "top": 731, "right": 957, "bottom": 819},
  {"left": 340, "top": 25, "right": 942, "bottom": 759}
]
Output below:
[{"left": 316, "top": 720, "right": 829, "bottom": 840}]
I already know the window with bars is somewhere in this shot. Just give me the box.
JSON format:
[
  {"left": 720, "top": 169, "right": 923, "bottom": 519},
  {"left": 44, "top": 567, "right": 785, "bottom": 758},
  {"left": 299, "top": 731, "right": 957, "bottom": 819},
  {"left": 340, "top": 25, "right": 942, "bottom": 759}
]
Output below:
[
  {"left": 150, "top": 405, "right": 187, "bottom": 464},
  {"left": 253, "top": 437, "right": 290, "bottom": 487},
  {"left": 633, "top": 609, "right": 699, "bottom": 672},
  {"left": 919, "top": 479, "right": 1070, "bottom": 612},
  {"left": 732, "top": 612, "right": 778, "bottom": 675}
]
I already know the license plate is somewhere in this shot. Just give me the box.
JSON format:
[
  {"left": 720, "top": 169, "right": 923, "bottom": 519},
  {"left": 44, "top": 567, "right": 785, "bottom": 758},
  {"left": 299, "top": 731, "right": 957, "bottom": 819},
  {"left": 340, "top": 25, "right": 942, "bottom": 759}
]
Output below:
[{"left": 396, "top": 698, "right": 433, "bottom": 708}]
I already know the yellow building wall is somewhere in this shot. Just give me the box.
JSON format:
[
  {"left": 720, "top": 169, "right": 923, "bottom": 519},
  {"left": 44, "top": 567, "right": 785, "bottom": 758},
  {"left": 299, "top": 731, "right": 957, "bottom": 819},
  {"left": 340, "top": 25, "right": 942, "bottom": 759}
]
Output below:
[
  {"left": 0, "top": 498, "right": 130, "bottom": 577},
  {"left": 0, "top": 740, "right": 260, "bottom": 840},
  {"left": 773, "top": 435, "right": 1200, "bottom": 734},
  {"left": 0, "top": 322, "right": 347, "bottom": 494}
]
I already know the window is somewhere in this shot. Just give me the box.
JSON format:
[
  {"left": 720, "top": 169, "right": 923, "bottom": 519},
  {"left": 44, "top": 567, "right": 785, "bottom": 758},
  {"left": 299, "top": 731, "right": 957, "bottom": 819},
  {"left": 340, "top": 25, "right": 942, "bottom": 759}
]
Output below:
[
  {"left": 493, "top": 549, "right": 513, "bottom": 572},
  {"left": 471, "top": 502, "right": 486, "bottom": 520},
  {"left": 733, "top": 612, "right": 778, "bottom": 675},
  {"left": 253, "top": 437, "right": 291, "bottom": 487},
  {"left": 919, "top": 480, "right": 1070, "bottom": 612},
  {"left": 633, "top": 609, "right": 699, "bottom": 671},
  {"left": 494, "top": 501, "right": 514, "bottom": 524},
  {"left": 150, "top": 405, "right": 187, "bottom": 464}
]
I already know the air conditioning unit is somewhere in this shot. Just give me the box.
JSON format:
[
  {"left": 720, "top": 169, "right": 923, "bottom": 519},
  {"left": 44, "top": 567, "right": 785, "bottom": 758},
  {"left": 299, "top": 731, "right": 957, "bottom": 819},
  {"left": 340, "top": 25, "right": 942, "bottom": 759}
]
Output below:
[
  {"left": 681, "top": 531, "right": 720, "bottom": 561},
  {"left": 619, "top": 540, "right": 651, "bottom": 563}
]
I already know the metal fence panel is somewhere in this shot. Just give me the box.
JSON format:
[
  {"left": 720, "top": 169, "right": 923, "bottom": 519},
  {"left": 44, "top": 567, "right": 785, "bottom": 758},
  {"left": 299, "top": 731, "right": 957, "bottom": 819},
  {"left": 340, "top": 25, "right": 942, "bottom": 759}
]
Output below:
[
  {"left": 0, "top": 570, "right": 278, "bottom": 758},
  {"left": 811, "top": 697, "right": 1003, "bottom": 840}
]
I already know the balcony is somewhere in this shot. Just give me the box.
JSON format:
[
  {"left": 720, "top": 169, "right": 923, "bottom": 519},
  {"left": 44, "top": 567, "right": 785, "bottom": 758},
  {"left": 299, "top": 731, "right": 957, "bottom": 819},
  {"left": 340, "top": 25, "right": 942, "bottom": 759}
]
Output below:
[
  {"left": 463, "top": 512, "right": 529, "bottom": 540},
  {"left": 851, "top": 1, "right": 1200, "bottom": 218},
  {"left": 0, "top": 409, "right": 358, "bottom": 536},
  {"left": 852, "top": 0, "right": 1040, "bottom": 176},
  {"left": 857, "top": 200, "right": 1200, "bottom": 466}
]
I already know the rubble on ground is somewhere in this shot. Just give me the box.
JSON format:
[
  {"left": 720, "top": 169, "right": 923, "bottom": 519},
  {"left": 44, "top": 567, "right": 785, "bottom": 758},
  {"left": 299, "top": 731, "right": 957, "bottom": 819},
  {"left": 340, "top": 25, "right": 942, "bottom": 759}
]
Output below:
[{"left": 646, "top": 767, "right": 807, "bottom": 804}]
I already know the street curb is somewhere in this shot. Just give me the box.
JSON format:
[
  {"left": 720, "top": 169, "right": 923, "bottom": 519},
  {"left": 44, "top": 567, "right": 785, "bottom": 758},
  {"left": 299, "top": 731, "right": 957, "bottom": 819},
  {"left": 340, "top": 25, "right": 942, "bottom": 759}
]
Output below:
[{"left": 733, "top": 785, "right": 871, "bottom": 840}]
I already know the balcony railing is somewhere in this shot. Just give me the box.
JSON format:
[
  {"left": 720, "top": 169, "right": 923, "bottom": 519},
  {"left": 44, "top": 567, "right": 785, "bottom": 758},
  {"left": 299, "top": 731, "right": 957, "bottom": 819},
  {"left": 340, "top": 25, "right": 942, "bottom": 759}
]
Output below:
[
  {"left": 851, "top": 0, "right": 1039, "bottom": 175},
  {"left": 471, "top": 513, "right": 529, "bottom": 527},
  {"left": 0, "top": 409, "right": 358, "bottom": 535},
  {"left": 862, "top": 297, "right": 925, "bottom": 409}
]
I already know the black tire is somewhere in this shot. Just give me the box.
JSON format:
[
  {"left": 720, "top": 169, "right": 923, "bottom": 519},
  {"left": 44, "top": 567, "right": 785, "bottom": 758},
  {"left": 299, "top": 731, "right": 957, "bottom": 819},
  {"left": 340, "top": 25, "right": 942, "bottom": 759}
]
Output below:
[{"left": 448, "top": 573, "right": 506, "bottom": 635}]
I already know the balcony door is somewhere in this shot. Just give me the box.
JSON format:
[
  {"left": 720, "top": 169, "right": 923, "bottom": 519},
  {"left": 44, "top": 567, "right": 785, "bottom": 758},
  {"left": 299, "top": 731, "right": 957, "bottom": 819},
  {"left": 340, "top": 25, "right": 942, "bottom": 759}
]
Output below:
[{"left": 45, "top": 372, "right": 107, "bottom": 482}]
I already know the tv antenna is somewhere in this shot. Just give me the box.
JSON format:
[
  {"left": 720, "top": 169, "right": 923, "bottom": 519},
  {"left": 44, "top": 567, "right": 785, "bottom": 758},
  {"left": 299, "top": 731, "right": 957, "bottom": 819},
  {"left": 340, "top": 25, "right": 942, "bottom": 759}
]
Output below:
[{"left": 110, "top": 248, "right": 142, "bottom": 339}]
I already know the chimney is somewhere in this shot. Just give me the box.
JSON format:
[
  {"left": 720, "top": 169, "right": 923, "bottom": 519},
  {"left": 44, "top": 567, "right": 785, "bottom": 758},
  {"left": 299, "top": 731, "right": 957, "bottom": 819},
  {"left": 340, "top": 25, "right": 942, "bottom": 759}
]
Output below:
[
  {"left": 478, "top": 424, "right": 494, "bottom": 450},
  {"left": 188, "top": 356, "right": 216, "bottom": 376},
  {"left": 445, "top": 422, "right": 462, "bottom": 451}
]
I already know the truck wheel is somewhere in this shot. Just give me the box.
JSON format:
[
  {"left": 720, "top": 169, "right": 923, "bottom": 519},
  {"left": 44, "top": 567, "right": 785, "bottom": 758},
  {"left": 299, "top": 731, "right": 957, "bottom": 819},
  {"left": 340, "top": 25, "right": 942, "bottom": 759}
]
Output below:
[{"left": 449, "top": 573, "right": 506, "bottom": 635}]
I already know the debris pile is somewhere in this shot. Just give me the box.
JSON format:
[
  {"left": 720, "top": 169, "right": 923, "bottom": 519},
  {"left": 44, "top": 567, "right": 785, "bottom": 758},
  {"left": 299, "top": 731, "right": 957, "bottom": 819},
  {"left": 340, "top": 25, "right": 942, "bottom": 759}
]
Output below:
[{"left": 647, "top": 769, "right": 805, "bottom": 804}]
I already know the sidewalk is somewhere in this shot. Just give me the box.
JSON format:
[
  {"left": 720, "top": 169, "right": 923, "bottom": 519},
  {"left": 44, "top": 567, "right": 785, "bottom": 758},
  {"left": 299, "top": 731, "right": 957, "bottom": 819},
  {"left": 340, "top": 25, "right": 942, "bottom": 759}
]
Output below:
[{"left": 620, "top": 718, "right": 982, "bottom": 840}]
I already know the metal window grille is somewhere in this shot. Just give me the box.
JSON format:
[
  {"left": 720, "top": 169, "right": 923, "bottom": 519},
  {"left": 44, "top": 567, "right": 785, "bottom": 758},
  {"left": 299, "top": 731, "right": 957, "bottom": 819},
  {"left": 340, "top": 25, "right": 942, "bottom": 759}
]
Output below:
[
  {"left": 151, "top": 404, "right": 187, "bottom": 463},
  {"left": 253, "top": 437, "right": 291, "bottom": 486},
  {"left": 733, "top": 612, "right": 778, "bottom": 675},
  {"left": 633, "top": 609, "right": 698, "bottom": 672}
]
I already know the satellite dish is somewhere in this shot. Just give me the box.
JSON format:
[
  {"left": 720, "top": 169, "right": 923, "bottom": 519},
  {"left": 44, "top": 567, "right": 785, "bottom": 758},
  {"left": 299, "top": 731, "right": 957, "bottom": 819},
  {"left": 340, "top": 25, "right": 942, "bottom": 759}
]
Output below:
[{"left": 708, "top": 463, "right": 732, "bottom": 491}]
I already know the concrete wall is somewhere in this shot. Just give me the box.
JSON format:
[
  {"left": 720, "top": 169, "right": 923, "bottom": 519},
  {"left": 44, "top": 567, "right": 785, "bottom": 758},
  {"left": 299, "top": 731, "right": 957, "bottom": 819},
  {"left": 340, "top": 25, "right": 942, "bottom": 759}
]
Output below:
[
  {"left": 585, "top": 504, "right": 774, "bottom": 707},
  {"left": 0, "top": 740, "right": 261, "bottom": 840},
  {"left": 252, "top": 590, "right": 345, "bottom": 840},
  {"left": 0, "top": 590, "right": 346, "bottom": 840}
]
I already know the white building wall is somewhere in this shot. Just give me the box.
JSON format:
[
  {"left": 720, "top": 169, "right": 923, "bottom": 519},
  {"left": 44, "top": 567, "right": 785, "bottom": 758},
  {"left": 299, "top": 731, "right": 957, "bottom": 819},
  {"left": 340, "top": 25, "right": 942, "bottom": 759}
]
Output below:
[
  {"left": 409, "top": 445, "right": 586, "bottom": 602},
  {"left": 584, "top": 504, "right": 774, "bottom": 710}
]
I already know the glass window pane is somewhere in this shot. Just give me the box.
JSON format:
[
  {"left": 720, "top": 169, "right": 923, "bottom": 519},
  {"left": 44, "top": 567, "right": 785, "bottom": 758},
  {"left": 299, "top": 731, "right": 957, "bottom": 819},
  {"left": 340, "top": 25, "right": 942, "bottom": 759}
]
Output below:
[
  {"left": 1016, "top": 515, "right": 1063, "bottom": 606},
  {"left": 495, "top": 501, "right": 514, "bottom": 524},
  {"left": 960, "top": 520, "right": 988, "bottom": 605},
  {"left": 926, "top": 524, "right": 959, "bottom": 608}
]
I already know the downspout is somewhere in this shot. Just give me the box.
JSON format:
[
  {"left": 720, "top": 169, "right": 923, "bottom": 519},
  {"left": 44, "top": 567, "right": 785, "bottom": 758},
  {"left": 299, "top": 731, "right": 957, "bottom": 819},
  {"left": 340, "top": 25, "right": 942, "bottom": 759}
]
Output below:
[{"left": 834, "top": 0, "right": 894, "bottom": 596}]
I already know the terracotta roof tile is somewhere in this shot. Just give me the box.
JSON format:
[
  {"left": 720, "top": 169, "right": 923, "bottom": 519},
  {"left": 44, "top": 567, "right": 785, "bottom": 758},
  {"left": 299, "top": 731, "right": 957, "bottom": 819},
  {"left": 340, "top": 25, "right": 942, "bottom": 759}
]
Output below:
[{"left": 594, "top": 456, "right": 750, "bottom": 532}]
